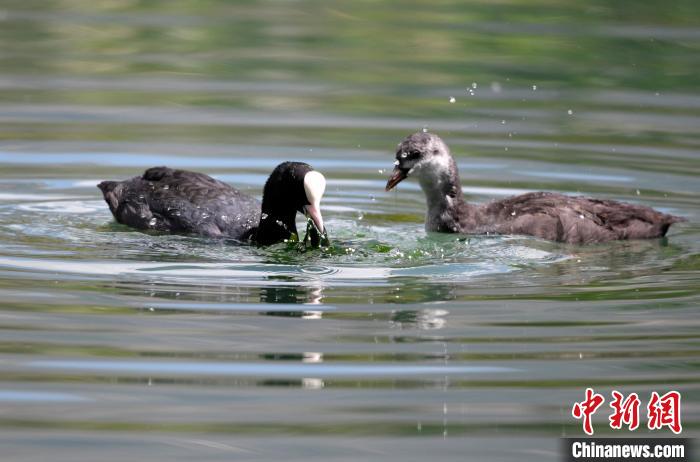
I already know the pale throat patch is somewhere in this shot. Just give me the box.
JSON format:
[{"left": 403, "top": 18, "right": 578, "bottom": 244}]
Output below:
[
  {"left": 415, "top": 154, "right": 454, "bottom": 208},
  {"left": 415, "top": 154, "right": 452, "bottom": 181}
]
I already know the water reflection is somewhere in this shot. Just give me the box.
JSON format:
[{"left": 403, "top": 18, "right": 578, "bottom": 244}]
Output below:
[
  {"left": 0, "top": 0, "right": 698, "bottom": 459},
  {"left": 301, "top": 352, "right": 324, "bottom": 390},
  {"left": 260, "top": 284, "right": 324, "bottom": 318},
  {"left": 389, "top": 309, "right": 449, "bottom": 330},
  {"left": 260, "top": 282, "right": 324, "bottom": 306}
]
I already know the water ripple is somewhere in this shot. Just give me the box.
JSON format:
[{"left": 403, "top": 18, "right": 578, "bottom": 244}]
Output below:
[{"left": 25, "top": 359, "right": 517, "bottom": 378}]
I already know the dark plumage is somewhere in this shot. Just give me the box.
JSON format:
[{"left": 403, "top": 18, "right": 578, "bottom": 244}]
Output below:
[
  {"left": 98, "top": 162, "right": 327, "bottom": 246},
  {"left": 385, "top": 132, "right": 685, "bottom": 244}
]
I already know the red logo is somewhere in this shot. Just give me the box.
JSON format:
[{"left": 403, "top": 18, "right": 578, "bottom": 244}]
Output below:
[
  {"left": 647, "top": 391, "right": 682, "bottom": 434},
  {"left": 571, "top": 388, "right": 605, "bottom": 435},
  {"left": 572, "top": 389, "right": 682, "bottom": 435},
  {"left": 609, "top": 391, "right": 640, "bottom": 431}
]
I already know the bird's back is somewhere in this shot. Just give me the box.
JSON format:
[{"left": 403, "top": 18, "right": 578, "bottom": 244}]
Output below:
[
  {"left": 98, "top": 167, "right": 261, "bottom": 240},
  {"left": 474, "top": 192, "right": 684, "bottom": 244}
]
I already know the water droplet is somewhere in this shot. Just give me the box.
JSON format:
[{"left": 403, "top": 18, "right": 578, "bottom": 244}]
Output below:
[
  {"left": 149, "top": 218, "right": 157, "bottom": 226},
  {"left": 636, "top": 189, "right": 641, "bottom": 196},
  {"left": 162, "top": 185, "right": 169, "bottom": 190},
  {"left": 532, "top": 85, "right": 537, "bottom": 91},
  {"left": 370, "top": 195, "right": 376, "bottom": 202},
  {"left": 567, "top": 109, "right": 573, "bottom": 115},
  {"left": 579, "top": 214, "right": 585, "bottom": 219},
  {"left": 449, "top": 97, "right": 456, "bottom": 103},
  {"left": 422, "top": 127, "right": 428, "bottom": 133},
  {"left": 260, "top": 213, "right": 267, "bottom": 220},
  {"left": 357, "top": 212, "right": 364, "bottom": 221},
  {"left": 490, "top": 81, "right": 502, "bottom": 93},
  {"left": 471, "top": 82, "right": 477, "bottom": 89},
  {"left": 220, "top": 215, "right": 228, "bottom": 220},
  {"left": 138, "top": 195, "right": 145, "bottom": 200},
  {"left": 377, "top": 169, "right": 385, "bottom": 174},
  {"left": 504, "top": 147, "right": 509, "bottom": 151},
  {"left": 501, "top": 120, "right": 506, "bottom": 125},
  {"left": 511, "top": 211, "right": 516, "bottom": 216}
]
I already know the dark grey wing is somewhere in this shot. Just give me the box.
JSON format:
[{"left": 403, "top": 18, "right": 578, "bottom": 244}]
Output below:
[
  {"left": 575, "top": 197, "right": 684, "bottom": 240},
  {"left": 143, "top": 168, "right": 261, "bottom": 239},
  {"left": 99, "top": 167, "right": 261, "bottom": 240},
  {"left": 482, "top": 192, "right": 682, "bottom": 243},
  {"left": 480, "top": 192, "right": 572, "bottom": 241}
]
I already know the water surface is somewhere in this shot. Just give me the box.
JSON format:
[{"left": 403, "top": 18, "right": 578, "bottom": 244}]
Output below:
[{"left": 0, "top": 1, "right": 699, "bottom": 461}]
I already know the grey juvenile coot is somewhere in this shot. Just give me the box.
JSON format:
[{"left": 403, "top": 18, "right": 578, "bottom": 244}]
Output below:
[
  {"left": 385, "top": 132, "right": 685, "bottom": 244},
  {"left": 98, "top": 161, "right": 326, "bottom": 246}
]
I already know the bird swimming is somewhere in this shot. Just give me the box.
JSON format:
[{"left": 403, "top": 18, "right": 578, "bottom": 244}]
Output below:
[
  {"left": 385, "top": 132, "right": 685, "bottom": 244},
  {"left": 98, "top": 161, "right": 328, "bottom": 246}
]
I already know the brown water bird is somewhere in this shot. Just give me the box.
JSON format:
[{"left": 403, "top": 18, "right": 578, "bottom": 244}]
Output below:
[
  {"left": 385, "top": 132, "right": 685, "bottom": 244},
  {"left": 98, "top": 162, "right": 327, "bottom": 246}
]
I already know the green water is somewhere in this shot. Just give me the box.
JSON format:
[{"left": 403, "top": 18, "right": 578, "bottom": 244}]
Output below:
[{"left": 0, "top": 1, "right": 698, "bottom": 461}]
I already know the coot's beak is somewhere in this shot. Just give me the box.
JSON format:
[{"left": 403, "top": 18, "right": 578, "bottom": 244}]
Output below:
[
  {"left": 304, "top": 203, "right": 324, "bottom": 234},
  {"left": 385, "top": 167, "right": 407, "bottom": 191}
]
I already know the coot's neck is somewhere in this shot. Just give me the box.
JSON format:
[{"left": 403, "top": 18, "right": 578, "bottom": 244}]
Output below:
[
  {"left": 417, "top": 155, "right": 479, "bottom": 231},
  {"left": 254, "top": 204, "right": 298, "bottom": 246}
]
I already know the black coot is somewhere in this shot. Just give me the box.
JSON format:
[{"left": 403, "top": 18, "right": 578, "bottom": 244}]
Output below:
[
  {"left": 98, "top": 161, "right": 327, "bottom": 246},
  {"left": 385, "top": 132, "right": 685, "bottom": 244}
]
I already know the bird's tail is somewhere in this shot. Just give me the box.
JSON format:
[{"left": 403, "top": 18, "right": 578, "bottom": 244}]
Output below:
[
  {"left": 659, "top": 213, "right": 687, "bottom": 236},
  {"left": 97, "top": 181, "right": 120, "bottom": 213},
  {"left": 97, "top": 181, "right": 117, "bottom": 194},
  {"left": 669, "top": 214, "right": 688, "bottom": 223}
]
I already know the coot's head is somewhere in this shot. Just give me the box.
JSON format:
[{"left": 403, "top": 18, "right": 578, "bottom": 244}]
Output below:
[
  {"left": 257, "top": 161, "right": 327, "bottom": 245},
  {"left": 385, "top": 132, "right": 451, "bottom": 191}
]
